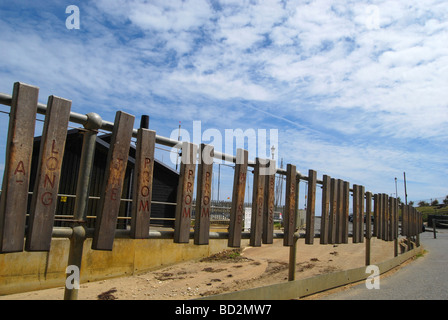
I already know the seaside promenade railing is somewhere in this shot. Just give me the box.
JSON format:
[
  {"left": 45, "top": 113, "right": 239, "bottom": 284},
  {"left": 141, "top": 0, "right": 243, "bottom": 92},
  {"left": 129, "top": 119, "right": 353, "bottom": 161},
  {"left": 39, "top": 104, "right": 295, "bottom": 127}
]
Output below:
[{"left": 0, "top": 82, "right": 423, "bottom": 299}]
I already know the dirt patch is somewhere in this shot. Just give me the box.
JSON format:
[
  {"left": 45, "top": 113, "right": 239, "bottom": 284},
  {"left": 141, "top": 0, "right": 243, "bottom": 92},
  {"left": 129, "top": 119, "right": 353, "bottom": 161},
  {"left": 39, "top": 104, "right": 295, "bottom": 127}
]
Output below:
[{"left": 0, "top": 238, "right": 397, "bottom": 300}]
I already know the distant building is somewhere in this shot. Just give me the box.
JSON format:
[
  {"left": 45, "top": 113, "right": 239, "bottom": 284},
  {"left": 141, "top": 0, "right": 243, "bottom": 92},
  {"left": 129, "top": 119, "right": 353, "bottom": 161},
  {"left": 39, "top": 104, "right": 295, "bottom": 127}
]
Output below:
[{"left": 29, "top": 129, "right": 178, "bottom": 229}]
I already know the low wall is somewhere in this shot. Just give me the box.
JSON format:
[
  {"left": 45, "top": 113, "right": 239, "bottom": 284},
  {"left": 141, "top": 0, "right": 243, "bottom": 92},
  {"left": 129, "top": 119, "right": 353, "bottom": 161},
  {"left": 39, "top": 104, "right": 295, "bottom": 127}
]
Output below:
[
  {"left": 0, "top": 237, "right": 247, "bottom": 296},
  {"left": 200, "top": 245, "right": 424, "bottom": 300}
]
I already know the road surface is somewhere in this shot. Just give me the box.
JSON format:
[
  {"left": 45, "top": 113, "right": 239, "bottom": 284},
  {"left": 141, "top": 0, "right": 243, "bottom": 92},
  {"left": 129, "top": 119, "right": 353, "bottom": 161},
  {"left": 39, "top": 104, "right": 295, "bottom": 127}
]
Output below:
[{"left": 320, "top": 229, "right": 448, "bottom": 300}]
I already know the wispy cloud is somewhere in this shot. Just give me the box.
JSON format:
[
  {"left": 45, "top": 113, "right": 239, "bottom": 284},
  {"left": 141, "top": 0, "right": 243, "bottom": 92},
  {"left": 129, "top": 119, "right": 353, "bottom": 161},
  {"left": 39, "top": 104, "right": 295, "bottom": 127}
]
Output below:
[{"left": 0, "top": 0, "right": 446, "bottom": 202}]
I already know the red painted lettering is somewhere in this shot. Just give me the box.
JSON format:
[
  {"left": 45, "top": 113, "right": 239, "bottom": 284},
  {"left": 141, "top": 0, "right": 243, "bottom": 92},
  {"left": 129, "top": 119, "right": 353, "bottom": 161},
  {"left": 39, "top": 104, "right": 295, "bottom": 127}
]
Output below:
[
  {"left": 139, "top": 200, "right": 149, "bottom": 212},
  {"left": 51, "top": 139, "right": 58, "bottom": 154},
  {"left": 141, "top": 185, "right": 150, "bottom": 197},
  {"left": 46, "top": 157, "right": 58, "bottom": 171},
  {"left": 144, "top": 157, "right": 151, "bottom": 168},
  {"left": 41, "top": 192, "right": 53, "bottom": 206},
  {"left": 182, "top": 207, "right": 191, "bottom": 218},
  {"left": 201, "top": 207, "right": 210, "bottom": 217},
  {"left": 14, "top": 161, "right": 25, "bottom": 175},
  {"left": 184, "top": 194, "right": 192, "bottom": 205},
  {"left": 44, "top": 173, "right": 55, "bottom": 189},
  {"left": 111, "top": 188, "right": 119, "bottom": 201}
]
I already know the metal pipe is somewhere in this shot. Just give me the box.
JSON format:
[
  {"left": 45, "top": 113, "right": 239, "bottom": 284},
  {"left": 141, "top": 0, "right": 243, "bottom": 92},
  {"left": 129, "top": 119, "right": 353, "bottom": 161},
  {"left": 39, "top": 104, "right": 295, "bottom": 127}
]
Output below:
[
  {"left": 1, "top": 92, "right": 298, "bottom": 176},
  {"left": 64, "top": 112, "right": 102, "bottom": 300},
  {"left": 51, "top": 226, "right": 331, "bottom": 241},
  {"left": 288, "top": 178, "right": 300, "bottom": 281}
]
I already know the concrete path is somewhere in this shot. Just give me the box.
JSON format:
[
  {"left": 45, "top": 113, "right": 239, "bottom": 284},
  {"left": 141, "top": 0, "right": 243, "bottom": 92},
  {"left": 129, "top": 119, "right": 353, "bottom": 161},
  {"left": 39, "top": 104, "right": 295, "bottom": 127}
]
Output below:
[{"left": 320, "top": 229, "right": 448, "bottom": 300}]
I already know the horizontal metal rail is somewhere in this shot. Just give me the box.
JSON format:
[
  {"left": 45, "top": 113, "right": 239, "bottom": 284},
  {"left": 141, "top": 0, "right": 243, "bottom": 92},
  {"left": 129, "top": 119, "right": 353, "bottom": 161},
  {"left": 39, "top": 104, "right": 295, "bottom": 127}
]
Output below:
[
  {"left": 0, "top": 92, "right": 294, "bottom": 177},
  {"left": 50, "top": 226, "right": 341, "bottom": 240}
]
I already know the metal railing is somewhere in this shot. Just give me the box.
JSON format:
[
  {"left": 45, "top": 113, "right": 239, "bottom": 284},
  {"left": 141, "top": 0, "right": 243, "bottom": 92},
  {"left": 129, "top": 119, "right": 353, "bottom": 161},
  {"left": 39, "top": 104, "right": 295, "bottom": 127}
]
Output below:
[{"left": 0, "top": 83, "right": 424, "bottom": 301}]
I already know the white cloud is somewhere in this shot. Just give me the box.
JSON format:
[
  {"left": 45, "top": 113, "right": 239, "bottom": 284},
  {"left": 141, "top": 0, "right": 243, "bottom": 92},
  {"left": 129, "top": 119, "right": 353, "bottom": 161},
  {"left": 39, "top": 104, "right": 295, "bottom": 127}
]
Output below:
[{"left": 0, "top": 0, "right": 447, "bottom": 201}]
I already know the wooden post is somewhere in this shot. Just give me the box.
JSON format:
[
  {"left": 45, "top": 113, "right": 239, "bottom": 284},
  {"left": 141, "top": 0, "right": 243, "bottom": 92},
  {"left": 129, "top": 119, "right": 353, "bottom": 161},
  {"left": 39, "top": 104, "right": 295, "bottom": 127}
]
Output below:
[
  {"left": 373, "top": 194, "right": 379, "bottom": 237},
  {"left": 250, "top": 158, "right": 265, "bottom": 247},
  {"left": 0, "top": 83, "right": 38, "bottom": 253},
  {"left": 359, "top": 186, "right": 365, "bottom": 243},
  {"left": 393, "top": 198, "right": 398, "bottom": 256},
  {"left": 329, "top": 178, "right": 337, "bottom": 244},
  {"left": 305, "top": 169, "right": 317, "bottom": 245},
  {"left": 342, "top": 181, "right": 350, "bottom": 243},
  {"left": 92, "top": 111, "right": 135, "bottom": 250},
  {"left": 194, "top": 144, "right": 214, "bottom": 245},
  {"left": 383, "top": 194, "right": 389, "bottom": 241},
  {"left": 352, "top": 184, "right": 359, "bottom": 243},
  {"left": 336, "top": 179, "right": 344, "bottom": 244},
  {"left": 228, "top": 149, "right": 248, "bottom": 248},
  {"left": 26, "top": 95, "right": 72, "bottom": 251},
  {"left": 388, "top": 197, "right": 394, "bottom": 242},
  {"left": 284, "top": 164, "right": 297, "bottom": 246},
  {"left": 416, "top": 210, "right": 421, "bottom": 247},
  {"left": 365, "top": 192, "right": 372, "bottom": 240},
  {"left": 378, "top": 194, "right": 384, "bottom": 240},
  {"left": 320, "top": 175, "right": 330, "bottom": 245},
  {"left": 174, "top": 142, "right": 198, "bottom": 244},
  {"left": 262, "top": 159, "right": 276, "bottom": 244},
  {"left": 130, "top": 129, "right": 156, "bottom": 239},
  {"left": 365, "top": 192, "right": 372, "bottom": 266}
]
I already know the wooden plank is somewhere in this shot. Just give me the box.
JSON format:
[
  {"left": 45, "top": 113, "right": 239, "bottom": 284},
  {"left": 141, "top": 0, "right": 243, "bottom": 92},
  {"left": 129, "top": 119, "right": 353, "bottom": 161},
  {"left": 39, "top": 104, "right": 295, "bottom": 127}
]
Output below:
[
  {"left": 373, "top": 194, "right": 379, "bottom": 237},
  {"left": 401, "top": 204, "right": 407, "bottom": 237},
  {"left": 412, "top": 207, "right": 417, "bottom": 237},
  {"left": 336, "top": 179, "right": 344, "bottom": 244},
  {"left": 320, "top": 175, "right": 330, "bottom": 245},
  {"left": 0, "top": 82, "right": 38, "bottom": 253},
  {"left": 92, "top": 111, "right": 135, "bottom": 250},
  {"left": 388, "top": 197, "right": 394, "bottom": 241},
  {"left": 342, "top": 181, "right": 350, "bottom": 243},
  {"left": 328, "top": 178, "right": 337, "bottom": 244},
  {"left": 130, "top": 129, "right": 156, "bottom": 239},
  {"left": 365, "top": 192, "right": 372, "bottom": 240},
  {"left": 250, "top": 158, "right": 266, "bottom": 247},
  {"left": 194, "top": 144, "right": 214, "bottom": 245},
  {"left": 379, "top": 194, "right": 384, "bottom": 240},
  {"left": 283, "top": 164, "right": 297, "bottom": 246},
  {"left": 358, "top": 186, "right": 365, "bottom": 243},
  {"left": 352, "top": 185, "right": 359, "bottom": 243},
  {"left": 383, "top": 194, "right": 389, "bottom": 241},
  {"left": 305, "top": 169, "right": 317, "bottom": 245},
  {"left": 25, "top": 95, "right": 72, "bottom": 251},
  {"left": 174, "top": 142, "right": 198, "bottom": 244},
  {"left": 262, "top": 159, "right": 276, "bottom": 244},
  {"left": 392, "top": 198, "right": 398, "bottom": 240},
  {"left": 228, "top": 149, "right": 248, "bottom": 248}
]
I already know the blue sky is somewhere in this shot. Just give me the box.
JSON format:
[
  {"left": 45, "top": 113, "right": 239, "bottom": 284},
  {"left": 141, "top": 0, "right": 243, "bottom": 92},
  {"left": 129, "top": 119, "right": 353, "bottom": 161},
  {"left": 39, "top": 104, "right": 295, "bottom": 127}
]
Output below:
[{"left": 0, "top": 0, "right": 447, "bottom": 206}]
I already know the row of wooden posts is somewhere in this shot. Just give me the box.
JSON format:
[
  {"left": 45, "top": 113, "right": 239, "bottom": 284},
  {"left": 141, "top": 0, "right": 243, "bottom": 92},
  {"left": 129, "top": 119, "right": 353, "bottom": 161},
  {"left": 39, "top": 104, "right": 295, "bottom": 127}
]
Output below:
[{"left": 0, "top": 82, "right": 423, "bottom": 255}]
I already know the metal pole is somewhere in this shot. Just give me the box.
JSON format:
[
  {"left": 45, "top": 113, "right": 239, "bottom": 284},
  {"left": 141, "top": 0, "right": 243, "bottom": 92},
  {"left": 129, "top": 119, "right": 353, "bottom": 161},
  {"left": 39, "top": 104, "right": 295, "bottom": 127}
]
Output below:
[
  {"left": 433, "top": 219, "right": 437, "bottom": 239},
  {"left": 64, "top": 112, "right": 102, "bottom": 300},
  {"left": 288, "top": 178, "right": 300, "bottom": 281}
]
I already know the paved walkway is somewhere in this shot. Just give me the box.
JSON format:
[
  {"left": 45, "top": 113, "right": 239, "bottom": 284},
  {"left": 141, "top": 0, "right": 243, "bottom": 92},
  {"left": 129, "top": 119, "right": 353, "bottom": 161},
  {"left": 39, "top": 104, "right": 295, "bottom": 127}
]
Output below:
[{"left": 321, "top": 230, "right": 448, "bottom": 300}]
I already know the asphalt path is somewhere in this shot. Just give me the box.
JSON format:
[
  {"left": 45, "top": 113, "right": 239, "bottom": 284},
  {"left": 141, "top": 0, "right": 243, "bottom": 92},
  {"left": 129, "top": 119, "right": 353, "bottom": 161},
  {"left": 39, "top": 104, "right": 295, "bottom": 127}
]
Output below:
[{"left": 320, "top": 229, "right": 448, "bottom": 300}]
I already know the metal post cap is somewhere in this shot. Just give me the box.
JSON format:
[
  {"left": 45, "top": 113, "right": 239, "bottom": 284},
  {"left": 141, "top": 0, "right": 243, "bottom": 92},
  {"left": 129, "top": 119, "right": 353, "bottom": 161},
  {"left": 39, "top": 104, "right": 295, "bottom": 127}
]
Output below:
[{"left": 84, "top": 112, "right": 102, "bottom": 130}]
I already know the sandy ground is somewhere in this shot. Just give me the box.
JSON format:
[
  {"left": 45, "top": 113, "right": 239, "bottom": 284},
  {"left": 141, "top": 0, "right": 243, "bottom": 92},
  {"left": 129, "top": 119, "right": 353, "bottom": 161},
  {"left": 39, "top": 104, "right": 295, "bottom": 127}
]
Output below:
[{"left": 0, "top": 237, "right": 398, "bottom": 300}]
